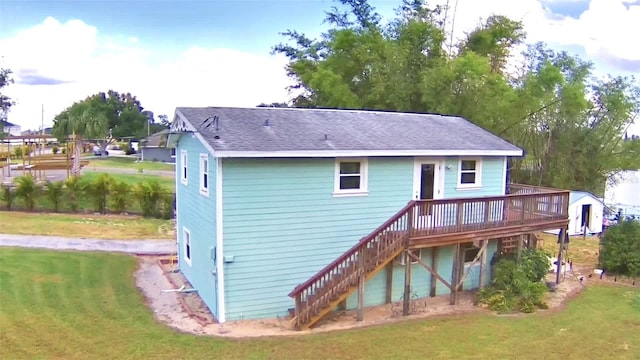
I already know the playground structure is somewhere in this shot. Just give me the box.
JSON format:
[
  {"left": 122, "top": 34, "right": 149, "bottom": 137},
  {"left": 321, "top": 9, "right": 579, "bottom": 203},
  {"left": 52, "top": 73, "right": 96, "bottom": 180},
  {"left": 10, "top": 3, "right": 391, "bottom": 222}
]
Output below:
[{"left": 0, "top": 134, "right": 89, "bottom": 184}]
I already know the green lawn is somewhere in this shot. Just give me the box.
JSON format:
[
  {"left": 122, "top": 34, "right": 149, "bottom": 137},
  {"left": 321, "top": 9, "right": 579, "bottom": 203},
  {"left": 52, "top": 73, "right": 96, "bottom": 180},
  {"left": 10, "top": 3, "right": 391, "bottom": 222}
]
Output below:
[
  {"left": 0, "top": 249, "right": 638, "bottom": 360},
  {"left": 0, "top": 212, "right": 174, "bottom": 239},
  {"left": 81, "top": 171, "right": 175, "bottom": 190},
  {"left": 87, "top": 157, "right": 175, "bottom": 171}
]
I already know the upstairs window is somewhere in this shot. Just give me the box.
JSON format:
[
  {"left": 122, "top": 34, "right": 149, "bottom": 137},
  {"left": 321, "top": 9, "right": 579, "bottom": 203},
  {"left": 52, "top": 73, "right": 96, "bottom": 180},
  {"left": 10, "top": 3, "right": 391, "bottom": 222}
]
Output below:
[
  {"left": 458, "top": 159, "right": 482, "bottom": 188},
  {"left": 334, "top": 158, "right": 368, "bottom": 196},
  {"left": 199, "top": 153, "right": 209, "bottom": 196},
  {"left": 181, "top": 150, "right": 188, "bottom": 185}
]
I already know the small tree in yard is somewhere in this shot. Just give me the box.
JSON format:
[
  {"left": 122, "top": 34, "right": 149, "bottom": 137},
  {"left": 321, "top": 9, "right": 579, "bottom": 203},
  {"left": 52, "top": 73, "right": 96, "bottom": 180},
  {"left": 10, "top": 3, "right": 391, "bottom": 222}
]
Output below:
[
  {"left": 478, "top": 248, "right": 551, "bottom": 313},
  {"left": 0, "top": 184, "right": 15, "bottom": 210},
  {"left": 109, "top": 181, "right": 131, "bottom": 213},
  {"left": 14, "top": 175, "right": 39, "bottom": 211},
  {"left": 44, "top": 181, "right": 65, "bottom": 212},
  {"left": 601, "top": 220, "right": 640, "bottom": 277},
  {"left": 85, "top": 173, "right": 113, "bottom": 214}
]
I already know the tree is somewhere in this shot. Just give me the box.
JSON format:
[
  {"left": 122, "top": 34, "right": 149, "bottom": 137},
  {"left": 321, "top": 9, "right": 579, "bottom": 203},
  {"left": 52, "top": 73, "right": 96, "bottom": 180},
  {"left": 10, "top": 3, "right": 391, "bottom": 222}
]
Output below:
[
  {"left": 0, "top": 67, "right": 15, "bottom": 136},
  {"left": 52, "top": 90, "right": 149, "bottom": 153},
  {"left": 257, "top": 102, "right": 291, "bottom": 108},
  {"left": 158, "top": 114, "right": 171, "bottom": 127}
]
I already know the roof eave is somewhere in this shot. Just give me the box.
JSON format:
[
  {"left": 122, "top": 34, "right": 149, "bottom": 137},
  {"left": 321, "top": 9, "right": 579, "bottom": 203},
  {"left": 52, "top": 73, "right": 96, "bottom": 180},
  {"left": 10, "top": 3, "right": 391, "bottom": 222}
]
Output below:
[{"left": 214, "top": 149, "right": 524, "bottom": 158}]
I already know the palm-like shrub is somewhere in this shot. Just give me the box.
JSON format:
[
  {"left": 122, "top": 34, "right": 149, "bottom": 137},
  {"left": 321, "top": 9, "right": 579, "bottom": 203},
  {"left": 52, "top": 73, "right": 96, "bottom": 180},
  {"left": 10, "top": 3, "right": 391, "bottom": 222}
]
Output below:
[
  {"left": 136, "top": 180, "right": 164, "bottom": 218},
  {"left": 14, "top": 175, "right": 39, "bottom": 211},
  {"left": 85, "top": 173, "right": 113, "bottom": 213},
  {"left": 109, "top": 181, "right": 131, "bottom": 213},
  {"left": 44, "top": 180, "right": 65, "bottom": 212},
  {"left": 64, "top": 176, "right": 84, "bottom": 211},
  {"left": 1, "top": 184, "right": 16, "bottom": 210}
]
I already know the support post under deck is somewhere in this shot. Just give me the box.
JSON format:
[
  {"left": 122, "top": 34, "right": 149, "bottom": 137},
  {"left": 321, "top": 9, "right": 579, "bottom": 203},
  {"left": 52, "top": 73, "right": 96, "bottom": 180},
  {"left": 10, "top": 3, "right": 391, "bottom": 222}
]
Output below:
[
  {"left": 430, "top": 247, "right": 439, "bottom": 297},
  {"left": 402, "top": 250, "right": 412, "bottom": 316}
]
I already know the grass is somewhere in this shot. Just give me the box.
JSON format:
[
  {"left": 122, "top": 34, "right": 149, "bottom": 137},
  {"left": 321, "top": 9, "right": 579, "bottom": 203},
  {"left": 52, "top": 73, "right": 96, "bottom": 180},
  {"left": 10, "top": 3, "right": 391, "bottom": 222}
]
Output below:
[
  {"left": 0, "top": 249, "right": 638, "bottom": 360},
  {"left": 87, "top": 157, "right": 175, "bottom": 171},
  {"left": 81, "top": 172, "right": 175, "bottom": 190},
  {"left": 0, "top": 212, "right": 174, "bottom": 239}
]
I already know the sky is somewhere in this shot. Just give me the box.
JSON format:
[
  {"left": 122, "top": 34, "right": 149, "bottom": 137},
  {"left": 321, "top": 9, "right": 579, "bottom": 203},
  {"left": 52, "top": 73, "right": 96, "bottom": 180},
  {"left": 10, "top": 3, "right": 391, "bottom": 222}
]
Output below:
[{"left": 0, "top": 0, "right": 639, "bottom": 135}]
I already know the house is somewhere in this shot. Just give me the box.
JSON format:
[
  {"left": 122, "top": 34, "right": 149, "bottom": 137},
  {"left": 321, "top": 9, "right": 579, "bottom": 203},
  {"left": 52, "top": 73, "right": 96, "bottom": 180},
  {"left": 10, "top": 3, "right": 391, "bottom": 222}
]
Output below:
[
  {"left": 1, "top": 120, "right": 21, "bottom": 137},
  {"left": 169, "top": 107, "right": 570, "bottom": 329},
  {"left": 544, "top": 191, "right": 604, "bottom": 236},
  {"left": 140, "top": 129, "right": 175, "bottom": 163}
]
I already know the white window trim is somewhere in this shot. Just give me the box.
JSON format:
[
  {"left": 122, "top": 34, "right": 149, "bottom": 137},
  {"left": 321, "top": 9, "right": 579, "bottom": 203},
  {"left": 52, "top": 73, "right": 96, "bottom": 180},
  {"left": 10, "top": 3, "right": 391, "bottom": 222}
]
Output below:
[
  {"left": 333, "top": 158, "right": 369, "bottom": 197},
  {"left": 199, "top": 153, "right": 209, "bottom": 197},
  {"left": 457, "top": 158, "right": 482, "bottom": 190},
  {"left": 183, "top": 227, "right": 192, "bottom": 266},
  {"left": 180, "top": 150, "right": 188, "bottom": 185}
]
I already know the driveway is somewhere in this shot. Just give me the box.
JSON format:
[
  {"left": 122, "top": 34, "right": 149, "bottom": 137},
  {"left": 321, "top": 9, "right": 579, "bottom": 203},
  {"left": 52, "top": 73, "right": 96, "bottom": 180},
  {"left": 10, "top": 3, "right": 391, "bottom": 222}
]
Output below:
[{"left": 0, "top": 234, "right": 175, "bottom": 255}]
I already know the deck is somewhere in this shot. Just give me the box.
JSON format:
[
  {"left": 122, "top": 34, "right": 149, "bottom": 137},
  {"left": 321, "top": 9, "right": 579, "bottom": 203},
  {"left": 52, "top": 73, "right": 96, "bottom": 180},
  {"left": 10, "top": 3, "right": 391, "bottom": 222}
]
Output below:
[{"left": 289, "top": 184, "right": 570, "bottom": 329}]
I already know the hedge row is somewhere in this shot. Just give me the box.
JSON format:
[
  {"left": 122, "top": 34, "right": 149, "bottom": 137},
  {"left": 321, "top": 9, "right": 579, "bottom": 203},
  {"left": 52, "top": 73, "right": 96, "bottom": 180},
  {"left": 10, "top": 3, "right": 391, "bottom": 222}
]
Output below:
[{"left": 0, "top": 174, "right": 175, "bottom": 219}]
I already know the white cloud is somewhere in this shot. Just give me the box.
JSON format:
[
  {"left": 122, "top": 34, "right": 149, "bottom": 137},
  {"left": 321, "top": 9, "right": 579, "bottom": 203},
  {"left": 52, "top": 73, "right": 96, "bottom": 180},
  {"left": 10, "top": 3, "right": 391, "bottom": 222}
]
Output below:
[
  {"left": 434, "top": 0, "right": 640, "bottom": 68},
  {"left": 0, "top": 17, "right": 292, "bottom": 131}
]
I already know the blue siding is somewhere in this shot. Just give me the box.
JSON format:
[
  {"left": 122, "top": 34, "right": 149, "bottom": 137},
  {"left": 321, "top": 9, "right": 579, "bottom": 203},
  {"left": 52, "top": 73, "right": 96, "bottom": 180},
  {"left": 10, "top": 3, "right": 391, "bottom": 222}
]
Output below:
[
  {"left": 221, "top": 157, "right": 414, "bottom": 320},
  {"left": 176, "top": 134, "right": 219, "bottom": 319},
  {"left": 444, "top": 156, "right": 506, "bottom": 198}
]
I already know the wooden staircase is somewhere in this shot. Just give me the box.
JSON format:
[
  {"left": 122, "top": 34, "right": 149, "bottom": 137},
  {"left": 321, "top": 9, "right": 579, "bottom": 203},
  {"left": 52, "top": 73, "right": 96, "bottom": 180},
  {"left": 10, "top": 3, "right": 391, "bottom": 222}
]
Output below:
[{"left": 288, "top": 202, "right": 415, "bottom": 330}]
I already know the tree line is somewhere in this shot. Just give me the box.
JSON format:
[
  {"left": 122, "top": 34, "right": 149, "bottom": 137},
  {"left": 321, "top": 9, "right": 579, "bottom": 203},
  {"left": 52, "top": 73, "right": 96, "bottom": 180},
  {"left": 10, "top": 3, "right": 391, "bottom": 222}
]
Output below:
[{"left": 270, "top": 0, "right": 640, "bottom": 195}]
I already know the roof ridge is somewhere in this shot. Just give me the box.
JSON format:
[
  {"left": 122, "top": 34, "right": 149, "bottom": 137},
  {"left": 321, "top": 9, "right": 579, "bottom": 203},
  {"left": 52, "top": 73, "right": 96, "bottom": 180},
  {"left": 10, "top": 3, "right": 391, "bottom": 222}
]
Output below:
[{"left": 176, "top": 106, "right": 458, "bottom": 119}]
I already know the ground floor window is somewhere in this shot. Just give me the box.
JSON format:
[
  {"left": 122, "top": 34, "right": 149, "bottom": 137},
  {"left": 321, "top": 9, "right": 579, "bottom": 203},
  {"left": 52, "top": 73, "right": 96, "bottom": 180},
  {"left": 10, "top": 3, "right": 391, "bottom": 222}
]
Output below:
[{"left": 183, "top": 228, "right": 192, "bottom": 266}]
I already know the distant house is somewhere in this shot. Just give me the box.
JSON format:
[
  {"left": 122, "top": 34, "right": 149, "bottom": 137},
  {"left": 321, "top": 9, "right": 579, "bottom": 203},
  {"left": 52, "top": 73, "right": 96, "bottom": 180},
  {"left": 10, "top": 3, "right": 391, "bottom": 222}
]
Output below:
[
  {"left": 605, "top": 170, "right": 640, "bottom": 217},
  {"left": 168, "top": 106, "right": 570, "bottom": 329},
  {"left": 140, "top": 129, "right": 175, "bottom": 163},
  {"left": 1, "top": 120, "right": 21, "bottom": 137}
]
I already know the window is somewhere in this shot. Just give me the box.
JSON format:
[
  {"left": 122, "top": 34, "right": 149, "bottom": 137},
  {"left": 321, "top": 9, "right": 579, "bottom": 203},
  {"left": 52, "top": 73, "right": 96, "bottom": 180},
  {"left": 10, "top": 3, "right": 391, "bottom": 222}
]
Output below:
[
  {"left": 458, "top": 159, "right": 482, "bottom": 188},
  {"left": 463, "top": 244, "right": 480, "bottom": 263},
  {"left": 199, "top": 153, "right": 209, "bottom": 196},
  {"left": 334, "top": 158, "right": 368, "bottom": 196},
  {"left": 181, "top": 150, "right": 188, "bottom": 185},
  {"left": 183, "top": 228, "right": 192, "bottom": 266}
]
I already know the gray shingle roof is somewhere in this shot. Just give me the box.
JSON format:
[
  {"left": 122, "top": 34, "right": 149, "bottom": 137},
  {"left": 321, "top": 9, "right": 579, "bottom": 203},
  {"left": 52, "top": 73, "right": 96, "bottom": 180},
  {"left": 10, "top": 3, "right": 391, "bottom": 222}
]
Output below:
[
  {"left": 141, "top": 129, "right": 171, "bottom": 148},
  {"left": 175, "top": 107, "right": 523, "bottom": 157}
]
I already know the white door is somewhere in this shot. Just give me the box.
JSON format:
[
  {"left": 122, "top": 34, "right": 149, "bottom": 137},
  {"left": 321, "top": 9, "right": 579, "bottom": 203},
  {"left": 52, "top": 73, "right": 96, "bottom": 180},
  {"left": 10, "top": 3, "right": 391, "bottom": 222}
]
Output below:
[{"left": 412, "top": 158, "right": 444, "bottom": 229}]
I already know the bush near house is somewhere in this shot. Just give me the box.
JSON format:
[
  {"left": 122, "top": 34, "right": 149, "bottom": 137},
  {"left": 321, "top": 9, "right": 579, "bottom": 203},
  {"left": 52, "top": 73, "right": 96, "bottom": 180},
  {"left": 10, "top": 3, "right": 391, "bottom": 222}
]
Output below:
[
  {"left": 0, "top": 174, "right": 174, "bottom": 219},
  {"left": 600, "top": 219, "right": 640, "bottom": 277},
  {"left": 478, "top": 248, "right": 551, "bottom": 313}
]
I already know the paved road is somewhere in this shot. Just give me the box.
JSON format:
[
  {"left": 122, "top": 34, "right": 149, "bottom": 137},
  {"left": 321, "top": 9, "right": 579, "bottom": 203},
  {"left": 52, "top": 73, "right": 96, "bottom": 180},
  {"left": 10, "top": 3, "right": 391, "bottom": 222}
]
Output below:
[{"left": 0, "top": 234, "right": 176, "bottom": 255}]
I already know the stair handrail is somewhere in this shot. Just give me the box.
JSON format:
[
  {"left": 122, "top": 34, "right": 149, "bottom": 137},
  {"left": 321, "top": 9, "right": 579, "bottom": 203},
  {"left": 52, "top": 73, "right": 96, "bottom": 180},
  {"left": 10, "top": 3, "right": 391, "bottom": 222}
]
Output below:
[{"left": 288, "top": 200, "right": 416, "bottom": 298}]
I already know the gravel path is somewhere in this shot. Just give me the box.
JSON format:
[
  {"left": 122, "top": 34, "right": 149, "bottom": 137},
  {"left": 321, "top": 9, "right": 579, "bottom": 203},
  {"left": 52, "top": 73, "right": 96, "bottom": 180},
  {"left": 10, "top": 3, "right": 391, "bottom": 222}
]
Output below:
[{"left": 0, "top": 233, "right": 175, "bottom": 255}]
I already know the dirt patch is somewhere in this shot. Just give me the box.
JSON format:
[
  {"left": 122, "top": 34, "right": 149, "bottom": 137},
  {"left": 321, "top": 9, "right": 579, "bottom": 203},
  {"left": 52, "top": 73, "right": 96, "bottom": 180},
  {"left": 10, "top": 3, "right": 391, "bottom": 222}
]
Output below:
[
  {"left": 32, "top": 274, "right": 62, "bottom": 283},
  {"left": 134, "top": 256, "right": 607, "bottom": 339}
]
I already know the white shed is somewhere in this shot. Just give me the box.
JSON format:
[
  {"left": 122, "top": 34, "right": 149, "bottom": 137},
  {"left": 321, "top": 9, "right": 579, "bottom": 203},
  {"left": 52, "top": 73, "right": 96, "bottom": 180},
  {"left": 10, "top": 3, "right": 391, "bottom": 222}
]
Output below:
[{"left": 545, "top": 191, "right": 605, "bottom": 236}]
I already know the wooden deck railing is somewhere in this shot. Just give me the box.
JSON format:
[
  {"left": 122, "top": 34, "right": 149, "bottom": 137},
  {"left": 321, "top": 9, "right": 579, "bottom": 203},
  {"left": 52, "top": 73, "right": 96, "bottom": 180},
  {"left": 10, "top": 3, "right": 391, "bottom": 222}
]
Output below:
[
  {"left": 289, "top": 185, "right": 570, "bottom": 329},
  {"left": 411, "top": 190, "right": 570, "bottom": 238}
]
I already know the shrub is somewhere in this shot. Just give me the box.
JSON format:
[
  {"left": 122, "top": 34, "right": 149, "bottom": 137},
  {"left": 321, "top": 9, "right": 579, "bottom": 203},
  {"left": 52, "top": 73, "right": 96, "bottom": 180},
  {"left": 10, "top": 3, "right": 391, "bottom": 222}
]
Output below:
[
  {"left": 601, "top": 219, "right": 640, "bottom": 277},
  {"left": 109, "top": 181, "right": 131, "bottom": 213},
  {"left": 44, "top": 180, "right": 65, "bottom": 212},
  {"left": 52, "top": 146, "right": 60, "bottom": 154},
  {"left": 85, "top": 174, "right": 113, "bottom": 214},
  {"left": 13, "top": 146, "right": 23, "bottom": 158},
  {"left": 64, "top": 176, "right": 83, "bottom": 212},
  {"left": 135, "top": 180, "right": 164, "bottom": 218},
  {"left": 160, "top": 193, "right": 175, "bottom": 219},
  {"left": 0, "top": 184, "right": 16, "bottom": 210},
  {"left": 479, "top": 248, "right": 550, "bottom": 313},
  {"left": 14, "top": 175, "right": 39, "bottom": 211}
]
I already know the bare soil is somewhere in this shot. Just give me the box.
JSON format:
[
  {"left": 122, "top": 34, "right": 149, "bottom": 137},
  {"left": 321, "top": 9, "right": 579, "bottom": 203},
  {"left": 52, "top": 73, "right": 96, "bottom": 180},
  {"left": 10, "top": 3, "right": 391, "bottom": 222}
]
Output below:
[{"left": 133, "top": 255, "right": 610, "bottom": 339}]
